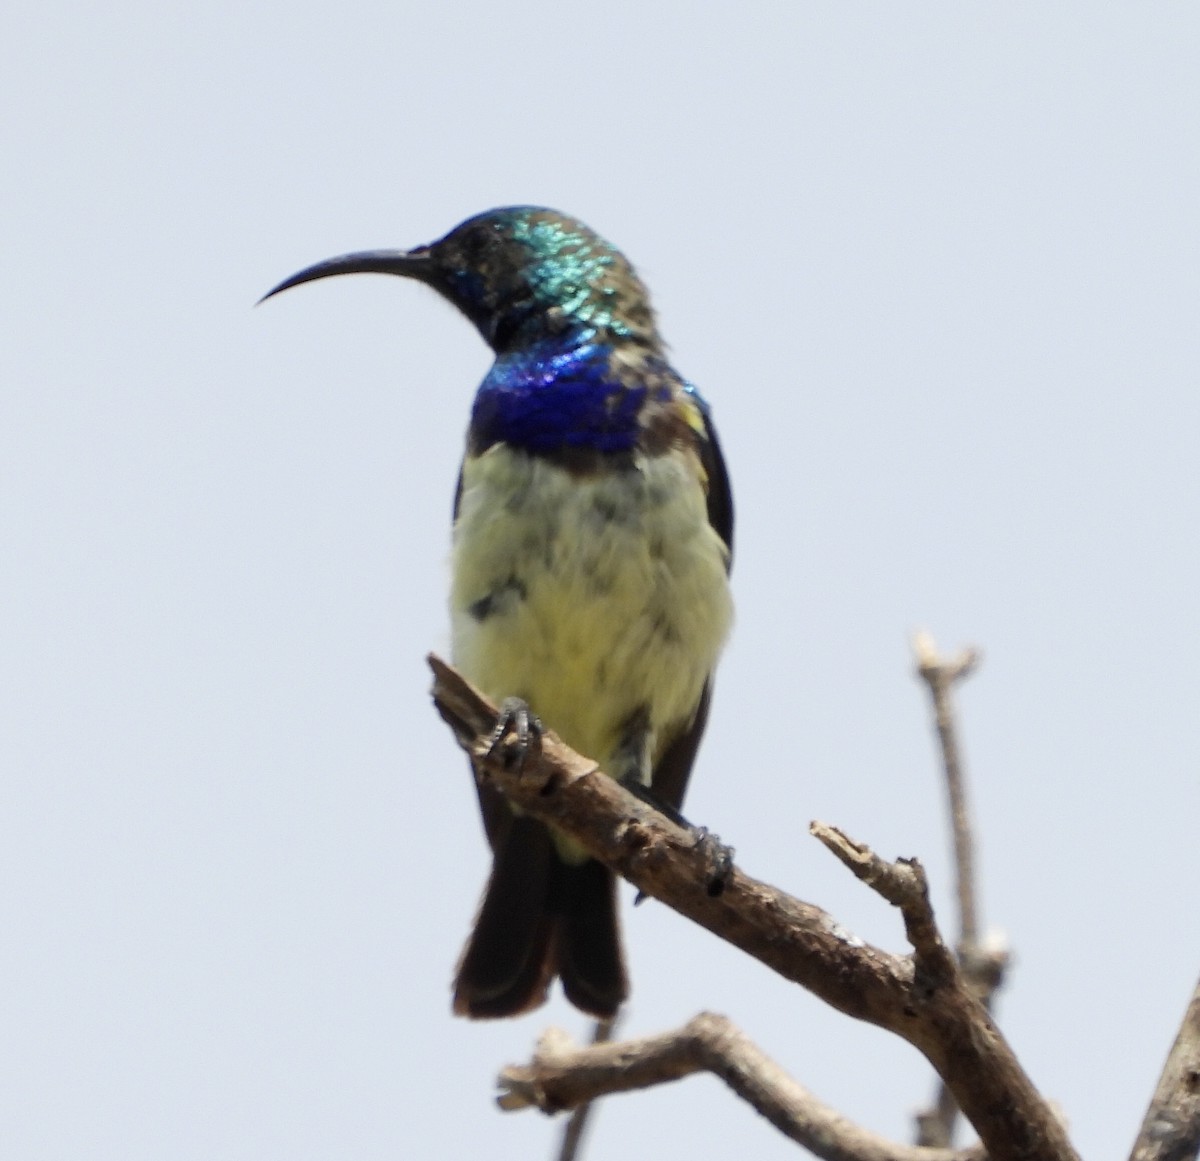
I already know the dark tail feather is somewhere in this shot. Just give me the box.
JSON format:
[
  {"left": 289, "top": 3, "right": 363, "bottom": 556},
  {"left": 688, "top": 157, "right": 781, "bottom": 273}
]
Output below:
[
  {"left": 552, "top": 857, "right": 628, "bottom": 1019},
  {"left": 453, "top": 815, "right": 556, "bottom": 1018},
  {"left": 452, "top": 816, "right": 628, "bottom": 1020}
]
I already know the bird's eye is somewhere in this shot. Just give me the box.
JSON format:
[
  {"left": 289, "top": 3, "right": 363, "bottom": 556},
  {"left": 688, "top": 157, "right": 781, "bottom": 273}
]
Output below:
[{"left": 460, "top": 227, "right": 492, "bottom": 259}]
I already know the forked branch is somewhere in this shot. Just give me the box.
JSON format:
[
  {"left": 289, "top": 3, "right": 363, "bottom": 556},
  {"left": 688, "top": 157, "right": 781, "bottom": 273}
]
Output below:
[
  {"left": 501, "top": 1012, "right": 985, "bottom": 1161},
  {"left": 429, "top": 655, "right": 1078, "bottom": 1161}
]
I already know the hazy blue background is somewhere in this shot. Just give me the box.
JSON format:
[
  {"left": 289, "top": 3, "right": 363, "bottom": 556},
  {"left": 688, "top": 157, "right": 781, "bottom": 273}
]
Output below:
[{"left": 3, "top": 4, "right": 1198, "bottom": 1158}]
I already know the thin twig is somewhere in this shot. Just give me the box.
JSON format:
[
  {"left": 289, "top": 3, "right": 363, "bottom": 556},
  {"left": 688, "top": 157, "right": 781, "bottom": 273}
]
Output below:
[
  {"left": 911, "top": 631, "right": 1008, "bottom": 1148},
  {"left": 808, "top": 823, "right": 955, "bottom": 979},
  {"left": 913, "top": 630, "right": 982, "bottom": 947},
  {"left": 1129, "top": 974, "right": 1200, "bottom": 1161},
  {"left": 554, "top": 1017, "right": 618, "bottom": 1161}
]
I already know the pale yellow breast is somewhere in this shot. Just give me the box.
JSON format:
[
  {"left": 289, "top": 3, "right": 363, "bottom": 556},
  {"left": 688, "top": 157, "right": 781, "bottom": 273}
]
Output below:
[{"left": 450, "top": 445, "right": 733, "bottom": 780}]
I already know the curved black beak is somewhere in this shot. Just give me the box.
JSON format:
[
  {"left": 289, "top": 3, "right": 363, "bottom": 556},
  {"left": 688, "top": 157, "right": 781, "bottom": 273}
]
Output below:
[{"left": 258, "top": 248, "right": 438, "bottom": 305}]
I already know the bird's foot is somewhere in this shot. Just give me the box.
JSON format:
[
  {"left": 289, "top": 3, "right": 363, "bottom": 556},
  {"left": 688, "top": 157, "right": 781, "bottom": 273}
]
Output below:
[
  {"left": 485, "top": 697, "right": 543, "bottom": 773},
  {"left": 619, "top": 773, "right": 734, "bottom": 900},
  {"left": 691, "top": 828, "right": 735, "bottom": 897}
]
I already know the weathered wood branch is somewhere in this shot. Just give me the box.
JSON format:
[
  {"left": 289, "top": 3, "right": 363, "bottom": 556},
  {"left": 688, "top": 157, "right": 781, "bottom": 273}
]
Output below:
[
  {"left": 501, "top": 1012, "right": 986, "bottom": 1161},
  {"left": 554, "top": 1016, "right": 617, "bottom": 1161},
  {"left": 1129, "top": 975, "right": 1200, "bottom": 1161},
  {"left": 913, "top": 631, "right": 983, "bottom": 949},
  {"left": 429, "top": 654, "right": 1079, "bottom": 1161},
  {"left": 911, "top": 632, "right": 1010, "bottom": 1148}
]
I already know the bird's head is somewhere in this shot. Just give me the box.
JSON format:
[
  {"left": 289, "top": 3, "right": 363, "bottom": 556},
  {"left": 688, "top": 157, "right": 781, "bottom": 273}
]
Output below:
[{"left": 261, "top": 206, "right": 661, "bottom": 354}]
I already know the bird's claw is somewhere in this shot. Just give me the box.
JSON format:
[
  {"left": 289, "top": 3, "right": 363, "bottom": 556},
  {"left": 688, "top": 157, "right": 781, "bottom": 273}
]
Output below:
[
  {"left": 485, "top": 697, "right": 543, "bottom": 772},
  {"left": 633, "top": 829, "right": 733, "bottom": 905},
  {"left": 692, "top": 828, "right": 735, "bottom": 897}
]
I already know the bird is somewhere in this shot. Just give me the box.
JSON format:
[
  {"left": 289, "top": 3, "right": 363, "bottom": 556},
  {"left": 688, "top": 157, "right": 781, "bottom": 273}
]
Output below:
[{"left": 261, "top": 206, "right": 734, "bottom": 1019}]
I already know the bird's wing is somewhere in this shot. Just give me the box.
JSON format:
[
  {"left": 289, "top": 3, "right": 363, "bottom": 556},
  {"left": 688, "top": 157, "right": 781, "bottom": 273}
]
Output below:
[
  {"left": 651, "top": 407, "right": 732, "bottom": 811},
  {"left": 699, "top": 406, "right": 734, "bottom": 563}
]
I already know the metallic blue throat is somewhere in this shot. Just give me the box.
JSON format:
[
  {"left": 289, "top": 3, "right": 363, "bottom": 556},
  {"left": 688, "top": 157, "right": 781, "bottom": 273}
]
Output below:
[{"left": 470, "top": 339, "right": 664, "bottom": 455}]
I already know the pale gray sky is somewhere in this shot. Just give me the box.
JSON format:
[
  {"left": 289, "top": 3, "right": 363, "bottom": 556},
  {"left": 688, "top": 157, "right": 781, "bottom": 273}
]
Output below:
[{"left": 3, "top": 4, "right": 1199, "bottom": 1159}]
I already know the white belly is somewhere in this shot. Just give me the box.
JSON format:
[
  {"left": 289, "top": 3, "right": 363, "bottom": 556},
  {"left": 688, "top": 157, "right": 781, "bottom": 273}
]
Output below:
[{"left": 450, "top": 445, "right": 733, "bottom": 780}]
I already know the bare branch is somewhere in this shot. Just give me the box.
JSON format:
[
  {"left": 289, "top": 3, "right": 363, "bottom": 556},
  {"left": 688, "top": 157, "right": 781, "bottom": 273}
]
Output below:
[
  {"left": 430, "top": 655, "right": 1080, "bottom": 1161},
  {"left": 554, "top": 1017, "right": 618, "bottom": 1161},
  {"left": 501, "top": 1013, "right": 986, "bottom": 1161},
  {"left": 1130, "top": 974, "right": 1200, "bottom": 1161},
  {"left": 911, "top": 632, "right": 1010, "bottom": 1147},
  {"left": 809, "top": 823, "right": 955, "bottom": 980},
  {"left": 912, "top": 630, "right": 983, "bottom": 951}
]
